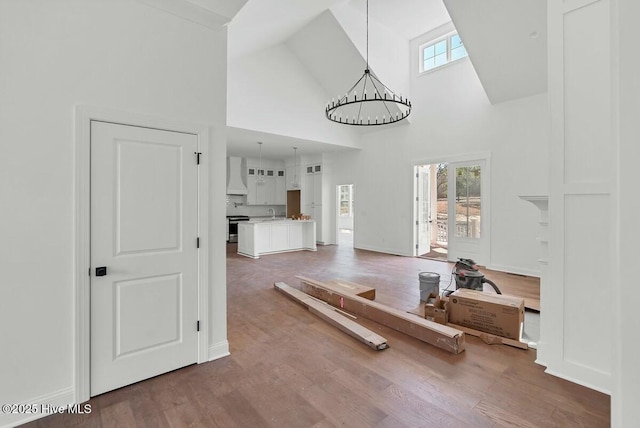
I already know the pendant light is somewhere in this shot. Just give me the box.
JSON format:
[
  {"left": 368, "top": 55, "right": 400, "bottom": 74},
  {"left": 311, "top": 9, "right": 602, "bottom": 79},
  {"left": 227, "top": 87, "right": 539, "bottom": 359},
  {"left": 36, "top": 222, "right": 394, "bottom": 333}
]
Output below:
[
  {"left": 325, "top": 0, "right": 411, "bottom": 126},
  {"left": 291, "top": 146, "right": 300, "bottom": 189},
  {"left": 256, "top": 142, "right": 265, "bottom": 185}
]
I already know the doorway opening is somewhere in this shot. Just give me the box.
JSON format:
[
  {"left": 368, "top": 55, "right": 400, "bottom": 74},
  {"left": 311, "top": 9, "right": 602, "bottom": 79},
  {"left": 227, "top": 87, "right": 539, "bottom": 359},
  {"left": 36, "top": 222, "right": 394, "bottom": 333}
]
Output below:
[
  {"left": 336, "top": 184, "right": 354, "bottom": 247},
  {"left": 415, "top": 164, "right": 448, "bottom": 260},
  {"left": 74, "top": 106, "right": 211, "bottom": 403},
  {"left": 414, "top": 156, "right": 489, "bottom": 265}
]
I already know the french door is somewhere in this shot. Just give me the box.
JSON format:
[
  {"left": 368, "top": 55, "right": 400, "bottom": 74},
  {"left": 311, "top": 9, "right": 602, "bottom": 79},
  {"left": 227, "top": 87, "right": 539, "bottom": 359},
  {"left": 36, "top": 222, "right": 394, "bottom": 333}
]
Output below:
[{"left": 446, "top": 159, "right": 489, "bottom": 265}]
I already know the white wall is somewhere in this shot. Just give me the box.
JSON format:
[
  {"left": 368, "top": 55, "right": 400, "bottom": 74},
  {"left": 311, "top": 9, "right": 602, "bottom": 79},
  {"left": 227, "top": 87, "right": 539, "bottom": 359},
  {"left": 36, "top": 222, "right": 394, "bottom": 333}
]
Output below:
[
  {"left": 227, "top": 44, "right": 362, "bottom": 148},
  {"left": 322, "top": 45, "right": 548, "bottom": 275},
  {"left": 0, "top": 0, "right": 228, "bottom": 425}
]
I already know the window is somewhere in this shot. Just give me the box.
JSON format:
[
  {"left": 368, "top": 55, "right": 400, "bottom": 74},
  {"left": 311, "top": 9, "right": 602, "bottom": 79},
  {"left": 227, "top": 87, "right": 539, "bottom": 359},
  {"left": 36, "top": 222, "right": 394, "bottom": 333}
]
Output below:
[{"left": 420, "top": 33, "right": 468, "bottom": 73}]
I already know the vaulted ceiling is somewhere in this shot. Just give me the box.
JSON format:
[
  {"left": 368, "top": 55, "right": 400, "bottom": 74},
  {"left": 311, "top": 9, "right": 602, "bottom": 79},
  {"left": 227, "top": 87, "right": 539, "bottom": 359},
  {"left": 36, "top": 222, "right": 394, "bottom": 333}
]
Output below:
[{"left": 226, "top": 0, "right": 547, "bottom": 160}]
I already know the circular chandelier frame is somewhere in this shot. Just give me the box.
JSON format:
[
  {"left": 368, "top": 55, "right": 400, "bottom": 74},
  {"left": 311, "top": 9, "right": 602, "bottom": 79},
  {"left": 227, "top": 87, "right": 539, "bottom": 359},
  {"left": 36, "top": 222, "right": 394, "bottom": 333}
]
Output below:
[{"left": 325, "top": 0, "right": 412, "bottom": 126}]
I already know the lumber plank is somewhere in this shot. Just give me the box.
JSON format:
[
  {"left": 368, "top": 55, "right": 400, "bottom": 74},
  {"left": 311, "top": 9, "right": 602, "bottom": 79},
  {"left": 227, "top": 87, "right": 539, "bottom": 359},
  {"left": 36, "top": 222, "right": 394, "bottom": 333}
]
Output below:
[
  {"left": 274, "top": 282, "right": 388, "bottom": 351},
  {"left": 296, "top": 276, "right": 465, "bottom": 354},
  {"left": 326, "top": 279, "right": 376, "bottom": 300},
  {"left": 447, "top": 323, "right": 528, "bottom": 350}
]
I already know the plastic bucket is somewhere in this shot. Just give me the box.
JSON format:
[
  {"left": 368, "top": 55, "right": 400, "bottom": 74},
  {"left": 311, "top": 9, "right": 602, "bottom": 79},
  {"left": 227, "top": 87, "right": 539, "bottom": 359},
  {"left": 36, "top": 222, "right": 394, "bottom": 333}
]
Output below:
[{"left": 419, "top": 272, "right": 440, "bottom": 301}]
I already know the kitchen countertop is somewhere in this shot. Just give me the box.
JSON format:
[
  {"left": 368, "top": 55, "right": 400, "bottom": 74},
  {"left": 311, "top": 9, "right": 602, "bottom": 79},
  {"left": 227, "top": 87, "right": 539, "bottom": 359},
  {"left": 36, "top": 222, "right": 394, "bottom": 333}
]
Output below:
[{"left": 246, "top": 218, "right": 314, "bottom": 224}]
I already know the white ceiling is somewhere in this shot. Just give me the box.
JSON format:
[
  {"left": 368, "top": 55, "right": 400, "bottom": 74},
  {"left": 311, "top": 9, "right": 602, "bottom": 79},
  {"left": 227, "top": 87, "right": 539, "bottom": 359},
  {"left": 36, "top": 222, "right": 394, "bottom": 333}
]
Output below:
[
  {"left": 226, "top": 0, "right": 443, "bottom": 160},
  {"left": 226, "top": 126, "right": 359, "bottom": 161},
  {"left": 285, "top": 10, "right": 366, "bottom": 103},
  {"left": 346, "top": 0, "right": 450, "bottom": 41},
  {"left": 443, "top": 0, "right": 547, "bottom": 104},
  {"left": 227, "top": 0, "right": 343, "bottom": 59}
]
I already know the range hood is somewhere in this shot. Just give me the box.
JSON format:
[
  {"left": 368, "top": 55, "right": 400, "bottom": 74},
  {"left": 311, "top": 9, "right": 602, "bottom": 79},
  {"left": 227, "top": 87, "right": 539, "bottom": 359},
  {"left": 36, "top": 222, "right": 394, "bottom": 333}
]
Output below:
[{"left": 227, "top": 157, "right": 248, "bottom": 195}]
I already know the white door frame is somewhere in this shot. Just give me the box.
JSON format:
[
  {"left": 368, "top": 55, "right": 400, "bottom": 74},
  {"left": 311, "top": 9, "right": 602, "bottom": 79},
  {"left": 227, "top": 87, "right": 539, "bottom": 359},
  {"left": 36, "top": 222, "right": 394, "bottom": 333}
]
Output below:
[
  {"left": 74, "top": 105, "right": 210, "bottom": 403},
  {"left": 335, "top": 184, "right": 355, "bottom": 246},
  {"left": 414, "top": 165, "right": 431, "bottom": 256},
  {"left": 412, "top": 152, "right": 491, "bottom": 263}
]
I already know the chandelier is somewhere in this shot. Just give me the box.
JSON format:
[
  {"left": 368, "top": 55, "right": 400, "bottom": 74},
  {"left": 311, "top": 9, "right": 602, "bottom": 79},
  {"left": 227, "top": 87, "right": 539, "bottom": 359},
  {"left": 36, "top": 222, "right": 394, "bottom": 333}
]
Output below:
[{"left": 325, "top": 0, "right": 411, "bottom": 126}]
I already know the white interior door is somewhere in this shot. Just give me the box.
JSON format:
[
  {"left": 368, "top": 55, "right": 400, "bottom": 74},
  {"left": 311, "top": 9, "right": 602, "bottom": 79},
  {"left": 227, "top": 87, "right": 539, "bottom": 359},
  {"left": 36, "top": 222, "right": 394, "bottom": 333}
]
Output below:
[
  {"left": 416, "top": 165, "right": 431, "bottom": 255},
  {"left": 447, "top": 159, "right": 489, "bottom": 264},
  {"left": 90, "top": 121, "right": 199, "bottom": 396}
]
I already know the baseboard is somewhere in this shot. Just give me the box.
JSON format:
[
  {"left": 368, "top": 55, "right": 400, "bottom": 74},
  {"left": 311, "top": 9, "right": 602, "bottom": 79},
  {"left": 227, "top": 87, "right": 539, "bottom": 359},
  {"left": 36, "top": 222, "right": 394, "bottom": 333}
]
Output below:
[
  {"left": 0, "top": 387, "right": 74, "bottom": 428},
  {"left": 544, "top": 366, "right": 611, "bottom": 396},
  {"left": 354, "top": 244, "right": 411, "bottom": 257},
  {"left": 487, "top": 263, "right": 541, "bottom": 278},
  {"left": 208, "top": 340, "right": 230, "bottom": 361}
]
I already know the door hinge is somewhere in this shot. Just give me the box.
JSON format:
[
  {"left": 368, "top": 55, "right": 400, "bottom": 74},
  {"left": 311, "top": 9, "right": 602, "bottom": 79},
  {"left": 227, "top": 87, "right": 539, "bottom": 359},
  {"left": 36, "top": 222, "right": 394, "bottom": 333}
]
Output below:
[
  {"left": 416, "top": 220, "right": 419, "bottom": 225},
  {"left": 195, "top": 152, "right": 202, "bottom": 165},
  {"left": 197, "top": 320, "right": 201, "bottom": 332},
  {"left": 197, "top": 237, "right": 200, "bottom": 248},
  {"left": 88, "top": 268, "right": 91, "bottom": 276},
  {"left": 416, "top": 244, "right": 419, "bottom": 250}
]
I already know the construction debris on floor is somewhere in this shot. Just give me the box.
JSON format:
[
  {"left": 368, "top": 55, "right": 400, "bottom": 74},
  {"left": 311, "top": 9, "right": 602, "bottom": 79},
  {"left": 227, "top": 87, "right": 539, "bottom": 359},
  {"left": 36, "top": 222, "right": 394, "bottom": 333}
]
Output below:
[
  {"left": 447, "top": 289, "right": 525, "bottom": 340},
  {"left": 274, "top": 282, "right": 388, "bottom": 351},
  {"left": 273, "top": 274, "right": 531, "bottom": 353},
  {"left": 419, "top": 290, "right": 529, "bottom": 349},
  {"left": 272, "top": 276, "right": 465, "bottom": 354}
]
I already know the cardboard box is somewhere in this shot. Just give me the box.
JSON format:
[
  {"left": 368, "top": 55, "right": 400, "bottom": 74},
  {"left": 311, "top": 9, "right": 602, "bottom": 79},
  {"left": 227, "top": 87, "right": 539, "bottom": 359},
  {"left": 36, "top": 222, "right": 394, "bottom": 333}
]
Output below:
[
  {"left": 424, "top": 294, "right": 448, "bottom": 325},
  {"left": 447, "top": 289, "right": 524, "bottom": 340}
]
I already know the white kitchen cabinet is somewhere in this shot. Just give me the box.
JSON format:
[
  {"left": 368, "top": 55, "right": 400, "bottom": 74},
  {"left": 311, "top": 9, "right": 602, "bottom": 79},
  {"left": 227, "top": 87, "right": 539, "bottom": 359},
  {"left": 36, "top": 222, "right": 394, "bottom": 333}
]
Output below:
[
  {"left": 275, "top": 170, "right": 286, "bottom": 204},
  {"left": 246, "top": 167, "right": 258, "bottom": 205},
  {"left": 247, "top": 165, "right": 286, "bottom": 205},
  {"left": 255, "top": 222, "right": 271, "bottom": 253},
  {"left": 270, "top": 223, "right": 289, "bottom": 252},
  {"left": 237, "top": 220, "right": 316, "bottom": 259},
  {"left": 303, "top": 163, "right": 323, "bottom": 243}
]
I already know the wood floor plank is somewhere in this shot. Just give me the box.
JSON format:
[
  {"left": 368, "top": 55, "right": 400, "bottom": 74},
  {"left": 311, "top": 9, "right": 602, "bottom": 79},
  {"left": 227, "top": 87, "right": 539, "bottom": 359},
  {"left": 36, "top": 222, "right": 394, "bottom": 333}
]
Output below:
[
  {"left": 474, "top": 399, "right": 541, "bottom": 428},
  {"left": 20, "top": 243, "right": 607, "bottom": 428}
]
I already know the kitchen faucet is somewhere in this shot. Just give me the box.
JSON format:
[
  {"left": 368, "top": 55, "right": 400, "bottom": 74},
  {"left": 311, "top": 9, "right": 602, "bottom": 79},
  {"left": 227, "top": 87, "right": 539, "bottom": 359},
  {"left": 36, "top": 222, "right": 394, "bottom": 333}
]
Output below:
[{"left": 268, "top": 207, "right": 275, "bottom": 219}]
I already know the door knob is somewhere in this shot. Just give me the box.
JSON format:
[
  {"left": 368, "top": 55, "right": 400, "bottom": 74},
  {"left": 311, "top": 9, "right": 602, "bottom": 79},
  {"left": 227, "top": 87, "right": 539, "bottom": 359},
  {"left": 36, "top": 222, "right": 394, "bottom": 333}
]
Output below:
[{"left": 95, "top": 266, "right": 107, "bottom": 277}]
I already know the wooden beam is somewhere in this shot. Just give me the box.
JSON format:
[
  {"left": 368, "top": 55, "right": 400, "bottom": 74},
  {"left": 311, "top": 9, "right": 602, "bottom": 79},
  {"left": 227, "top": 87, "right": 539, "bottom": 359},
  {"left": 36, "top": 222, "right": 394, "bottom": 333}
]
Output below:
[
  {"left": 274, "top": 282, "right": 389, "bottom": 351},
  {"left": 296, "top": 276, "right": 465, "bottom": 354}
]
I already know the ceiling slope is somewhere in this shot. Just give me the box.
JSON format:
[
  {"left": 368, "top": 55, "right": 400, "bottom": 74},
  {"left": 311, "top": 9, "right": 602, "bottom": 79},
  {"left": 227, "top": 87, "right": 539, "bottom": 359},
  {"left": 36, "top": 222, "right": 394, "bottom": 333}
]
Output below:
[
  {"left": 227, "top": 0, "right": 343, "bottom": 59},
  {"left": 443, "top": 0, "right": 547, "bottom": 104},
  {"left": 285, "top": 10, "right": 366, "bottom": 103}
]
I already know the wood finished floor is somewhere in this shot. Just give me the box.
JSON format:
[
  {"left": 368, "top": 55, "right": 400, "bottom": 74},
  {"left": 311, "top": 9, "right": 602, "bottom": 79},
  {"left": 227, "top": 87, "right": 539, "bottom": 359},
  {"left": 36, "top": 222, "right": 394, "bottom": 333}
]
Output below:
[{"left": 23, "top": 243, "right": 609, "bottom": 427}]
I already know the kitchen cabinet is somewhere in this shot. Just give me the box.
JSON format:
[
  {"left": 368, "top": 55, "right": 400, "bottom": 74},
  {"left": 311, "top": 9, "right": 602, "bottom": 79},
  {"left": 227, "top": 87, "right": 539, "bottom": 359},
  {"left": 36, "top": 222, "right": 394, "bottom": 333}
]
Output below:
[
  {"left": 303, "top": 163, "right": 324, "bottom": 243},
  {"left": 237, "top": 220, "right": 316, "bottom": 259},
  {"left": 246, "top": 165, "right": 286, "bottom": 205},
  {"left": 246, "top": 167, "right": 258, "bottom": 205},
  {"left": 275, "top": 170, "right": 286, "bottom": 205}
]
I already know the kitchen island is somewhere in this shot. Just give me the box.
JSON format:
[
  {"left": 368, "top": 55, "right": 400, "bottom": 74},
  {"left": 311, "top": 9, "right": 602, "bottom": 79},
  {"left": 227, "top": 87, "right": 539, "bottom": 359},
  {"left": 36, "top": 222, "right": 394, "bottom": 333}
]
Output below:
[{"left": 237, "top": 219, "right": 316, "bottom": 259}]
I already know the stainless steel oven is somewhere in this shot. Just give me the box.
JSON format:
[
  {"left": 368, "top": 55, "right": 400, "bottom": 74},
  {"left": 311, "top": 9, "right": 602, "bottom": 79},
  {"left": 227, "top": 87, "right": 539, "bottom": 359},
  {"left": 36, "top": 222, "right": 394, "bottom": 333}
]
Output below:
[{"left": 227, "top": 215, "right": 250, "bottom": 243}]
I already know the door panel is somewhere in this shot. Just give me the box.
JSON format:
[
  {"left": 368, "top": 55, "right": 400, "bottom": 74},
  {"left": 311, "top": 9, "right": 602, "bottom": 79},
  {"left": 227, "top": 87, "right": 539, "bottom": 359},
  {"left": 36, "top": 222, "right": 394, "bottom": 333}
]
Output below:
[
  {"left": 117, "top": 141, "right": 181, "bottom": 254},
  {"left": 447, "top": 160, "right": 488, "bottom": 264},
  {"left": 90, "top": 121, "right": 198, "bottom": 396}
]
